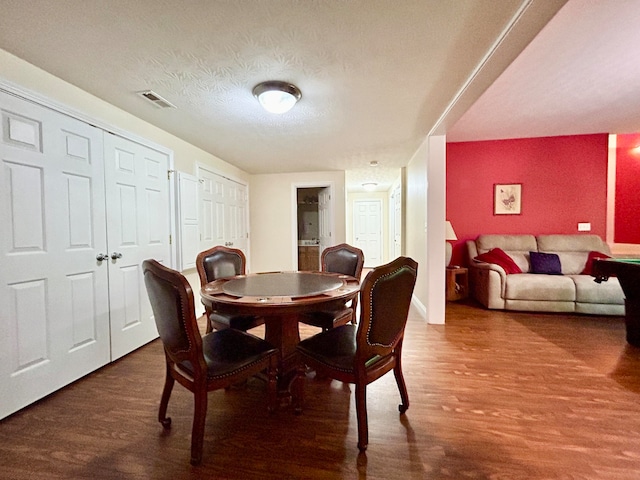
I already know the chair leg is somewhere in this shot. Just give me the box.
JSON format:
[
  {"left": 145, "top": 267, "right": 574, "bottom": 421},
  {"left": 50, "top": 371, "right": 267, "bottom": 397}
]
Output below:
[
  {"left": 158, "top": 361, "right": 174, "bottom": 428},
  {"left": 204, "top": 308, "right": 213, "bottom": 334},
  {"left": 355, "top": 382, "right": 368, "bottom": 452},
  {"left": 394, "top": 352, "right": 410, "bottom": 414},
  {"left": 190, "top": 388, "right": 208, "bottom": 466}
]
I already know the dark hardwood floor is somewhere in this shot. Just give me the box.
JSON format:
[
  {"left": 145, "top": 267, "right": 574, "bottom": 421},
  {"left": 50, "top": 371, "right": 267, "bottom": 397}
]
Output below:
[{"left": 2, "top": 300, "right": 640, "bottom": 479}]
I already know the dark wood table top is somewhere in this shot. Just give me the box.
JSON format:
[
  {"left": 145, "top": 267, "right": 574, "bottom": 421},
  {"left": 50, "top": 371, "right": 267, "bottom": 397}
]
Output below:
[{"left": 201, "top": 271, "right": 359, "bottom": 311}]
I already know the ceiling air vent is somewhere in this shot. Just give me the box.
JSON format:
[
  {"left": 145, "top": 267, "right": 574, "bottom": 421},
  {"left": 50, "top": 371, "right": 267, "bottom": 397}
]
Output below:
[{"left": 138, "top": 90, "right": 176, "bottom": 109}]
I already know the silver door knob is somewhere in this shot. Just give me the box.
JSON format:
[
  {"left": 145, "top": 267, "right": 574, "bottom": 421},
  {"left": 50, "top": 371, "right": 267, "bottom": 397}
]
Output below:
[
  {"left": 96, "top": 253, "right": 108, "bottom": 262},
  {"left": 111, "top": 252, "right": 123, "bottom": 260}
]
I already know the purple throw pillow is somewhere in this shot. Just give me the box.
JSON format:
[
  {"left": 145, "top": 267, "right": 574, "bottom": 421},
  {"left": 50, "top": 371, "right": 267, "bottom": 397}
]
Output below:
[{"left": 529, "top": 251, "right": 562, "bottom": 275}]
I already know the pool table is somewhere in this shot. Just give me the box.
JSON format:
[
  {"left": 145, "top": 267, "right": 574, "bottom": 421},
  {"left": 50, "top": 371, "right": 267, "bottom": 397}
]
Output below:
[{"left": 592, "top": 258, "right": 640, "bottom": 346}]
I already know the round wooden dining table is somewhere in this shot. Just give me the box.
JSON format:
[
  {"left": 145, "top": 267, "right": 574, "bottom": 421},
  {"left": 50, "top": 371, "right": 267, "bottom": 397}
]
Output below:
[{"left": 200, "top": 271, "right": 360, "bottom": 399}]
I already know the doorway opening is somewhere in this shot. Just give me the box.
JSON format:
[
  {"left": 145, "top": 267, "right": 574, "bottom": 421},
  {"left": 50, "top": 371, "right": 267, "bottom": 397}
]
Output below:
[{"left": 295, "top": 186, "right": 332, "bottom": 270}]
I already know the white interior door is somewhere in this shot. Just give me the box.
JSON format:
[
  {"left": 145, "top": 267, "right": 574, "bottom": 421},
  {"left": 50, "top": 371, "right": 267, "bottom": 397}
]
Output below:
[
  {"left": 197, "top": 166, "right": 249, "bottom": 256},
  {"left": 392, "top": 184, "right": 402, "bottom": 258},
  {"left": 177, "top": 172, "right": 199, "bottom": 271},
  {"left": 318, "top": 187, "right": 332, "bottom": 260},
  {"left": 198, "top": 167, "right": 225, "bottom": 251},
  {"left": 225, "top": 180, "right": 248, "bottom": 252},
  {"left": 0, "top": 92, "right": 110, "bottom": 419},
  {"left": 354, "top": 199, "right": 383, "bottom": 267},
  {"left": 104, "top": 134, "right": 171, "bottom": 360}
]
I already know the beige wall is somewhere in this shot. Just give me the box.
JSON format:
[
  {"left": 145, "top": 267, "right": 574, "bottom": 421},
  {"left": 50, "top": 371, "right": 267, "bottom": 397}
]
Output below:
[
  {"left": 249, "top": 171, "right": 346, "bottom": 272},
  {"left": 405, "top": 140, "right": 428, "bottom": 317}
]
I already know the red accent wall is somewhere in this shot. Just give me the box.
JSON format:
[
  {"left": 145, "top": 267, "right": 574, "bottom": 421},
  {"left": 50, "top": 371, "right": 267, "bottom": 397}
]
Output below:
[
  {"left": 446, "top": 134, "right": 609, "bottom": 266},
  {"left": 614, "top": 133, "right": 640, "bottom": 244}
]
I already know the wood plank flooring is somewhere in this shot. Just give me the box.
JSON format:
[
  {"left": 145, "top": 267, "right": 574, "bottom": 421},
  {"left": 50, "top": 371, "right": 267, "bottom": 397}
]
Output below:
[{"left": 2, "top": 300, "right": 640, "bottom": 479}]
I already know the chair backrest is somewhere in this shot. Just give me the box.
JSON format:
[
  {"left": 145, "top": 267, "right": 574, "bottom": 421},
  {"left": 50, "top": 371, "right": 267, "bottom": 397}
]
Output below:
[
  {"left": 322, "top": 243, "right": 365, "bottom": 279},
  {"left": 356, "top": 256, "right": 418, "bottom": 360},
  {"left": 196, "top": 245, "right": 246, "bottom": 286},
  {"left": 143, "top": 259, "right": 206, "bottom": 374}
]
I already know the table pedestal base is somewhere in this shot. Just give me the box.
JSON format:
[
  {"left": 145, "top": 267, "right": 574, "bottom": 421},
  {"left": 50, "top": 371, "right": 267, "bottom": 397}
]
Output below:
[{"left": 263, "top": 313, "right": 302, "bottom": 408}]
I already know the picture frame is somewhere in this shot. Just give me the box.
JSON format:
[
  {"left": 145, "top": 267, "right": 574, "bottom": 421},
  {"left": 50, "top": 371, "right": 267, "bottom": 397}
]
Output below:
[{"left": 494, "top": 183, "right": 522, "bottom": 215}]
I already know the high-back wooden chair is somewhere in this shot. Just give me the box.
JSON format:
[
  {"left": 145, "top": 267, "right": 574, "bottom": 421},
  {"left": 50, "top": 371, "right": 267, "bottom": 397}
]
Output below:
[
  {"left": 142, "top": 259, "right": 278, "bottom": 465},
  {"left": 196, "top": 245, "right": 264, "bottom": 333},
  {"left": 299, "top": 243, "right": 364, "bottom": 331},
  {"left": 296, "top": 256, "right": 418, "bottom": 451}
]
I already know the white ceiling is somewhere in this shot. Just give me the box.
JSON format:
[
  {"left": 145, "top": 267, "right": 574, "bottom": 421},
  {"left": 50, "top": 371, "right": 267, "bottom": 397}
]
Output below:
[
  {"left": 2, "top": 1, "right": 636, "bottom": 192},
  {"left": 448, "top": 0, "right": 640, "bottom": 142}
]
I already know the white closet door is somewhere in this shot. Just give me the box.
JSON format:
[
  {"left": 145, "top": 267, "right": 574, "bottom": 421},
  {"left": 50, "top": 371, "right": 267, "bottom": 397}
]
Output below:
[
  {"left": 0, "top": 92, "right": 110, "bottom": 419},
  {"left": 197, "top": 166, "right": 249, "bottom": 256},
  {"left": 225, "top": 180, "right": 248, "bottom": 252},
  {"left": 104, "top": 134, "right": 171, "bottom": 360}
]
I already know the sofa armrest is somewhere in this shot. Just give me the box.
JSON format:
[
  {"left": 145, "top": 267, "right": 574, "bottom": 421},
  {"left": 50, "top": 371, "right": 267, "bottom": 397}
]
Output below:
[
  {"left": 471, "top": 261, "right": 507, "bottom": 293},
  {"left": 469, "top": 260, "right": 507, "bottom": 309}
]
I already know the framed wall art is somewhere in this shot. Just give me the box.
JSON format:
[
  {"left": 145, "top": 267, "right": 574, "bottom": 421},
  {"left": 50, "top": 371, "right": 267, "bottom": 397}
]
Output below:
[{"left": 494, "top": 183, "right": 522, "bottom": 215}]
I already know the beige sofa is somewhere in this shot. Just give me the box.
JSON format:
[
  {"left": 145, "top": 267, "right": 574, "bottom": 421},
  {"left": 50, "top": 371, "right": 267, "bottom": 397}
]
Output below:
[{"left": 466, "top": 234, "right": 624, "bottom": 315}]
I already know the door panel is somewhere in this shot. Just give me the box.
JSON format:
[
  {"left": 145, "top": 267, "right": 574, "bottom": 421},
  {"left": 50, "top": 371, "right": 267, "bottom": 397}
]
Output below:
[
  {"left": 104, "top": 134, "right": 171, "bottom": 360},
  {"left": 0, "top": 91, "right": 110, "bottom": 420},
  {"left": 354, "top": 200, "right": 382, "bottom": 267},
  {"left": 197, "top": 166, "right": 249, "bottom": 255}
]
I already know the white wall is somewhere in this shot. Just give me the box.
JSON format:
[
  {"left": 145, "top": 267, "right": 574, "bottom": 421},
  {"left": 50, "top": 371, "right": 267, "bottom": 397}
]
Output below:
[
  {"left": 405, "top": 140, "right": 428, "bottom": 318},
  {"left": 250, "top": 171, "right": 346, "bottom": 272},
  {"left": 405, "top": 135, "right": 447, "bottom": 324}
]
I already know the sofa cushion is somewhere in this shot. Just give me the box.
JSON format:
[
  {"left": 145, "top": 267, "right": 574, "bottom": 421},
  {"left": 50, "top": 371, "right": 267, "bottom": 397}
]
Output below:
[
  {"left": 475, "top": 235, "right": 536, "bottom": 273},
  {"left": 529, "top": 252, "right": 562, "bottom": 275},
  {"left": 505, "top": 273, "right": 576, "bottom": 301},
  {"left": 475, "top": 248, "right": 522, "bottom": 274},
  {"left": 571, "top": 275, "right": 624, "bottom": 305},
  {"left": 536, "top": 234, "right": 612, "bottom": 275},
  {"left": 581, "top": 251, "right": 612, "bottom": 275}
]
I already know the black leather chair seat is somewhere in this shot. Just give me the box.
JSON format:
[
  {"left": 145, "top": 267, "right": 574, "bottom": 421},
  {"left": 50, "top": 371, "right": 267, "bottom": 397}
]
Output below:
[
  {"left": 297, "top": 324, "right": 383, "bottom": 374},
  {"left": 299, "top": 307, "right": 353, "bottom": 331},
  {"left": 209, "top": 312, "right": 264, "bottom": 332},
  {"left": 178, "top": 329, "right": 277, "bottom": 380}
]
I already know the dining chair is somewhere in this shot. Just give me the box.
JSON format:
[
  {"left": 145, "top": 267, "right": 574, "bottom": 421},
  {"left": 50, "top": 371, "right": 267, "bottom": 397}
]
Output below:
[
  {"left": 295, "top": 256, "right": 418, "bottom": 452},
  {"left": 299, "top": 243, "right": 365, "bottom": 331},
  {"left": 196, "top": 245, "right": 265, "bottom": 333},
  {"left": 142, "top": 259, "right": 278, "bottom": 465}
]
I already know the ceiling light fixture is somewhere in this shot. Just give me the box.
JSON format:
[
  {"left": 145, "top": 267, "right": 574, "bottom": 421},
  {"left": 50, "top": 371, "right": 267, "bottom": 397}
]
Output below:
[
  {"left": 252, "top": 81, "right": 301, "bottom": 114},
  {"left": 369, "top": 161, "right": 378, "bottom": 167},
  {"left": 362, "top": 182, "right": 378, "bottom": 191}
]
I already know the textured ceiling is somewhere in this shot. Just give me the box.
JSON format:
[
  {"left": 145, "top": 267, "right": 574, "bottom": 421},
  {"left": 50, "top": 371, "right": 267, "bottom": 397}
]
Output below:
[
  {"left": 449, "top": 0, "right": 640, "bottom": 142},
  {"left": 0, "top": 0, "right": 533, "bottom": 191},
  {"left": 0, "top": 0, "right": 586, "bottom": 192}
]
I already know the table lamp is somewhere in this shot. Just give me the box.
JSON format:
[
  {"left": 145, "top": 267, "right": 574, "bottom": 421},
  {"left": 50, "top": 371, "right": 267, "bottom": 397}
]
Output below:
[{"left": 445, "top": 221, "right": 457, "bottom": 267}]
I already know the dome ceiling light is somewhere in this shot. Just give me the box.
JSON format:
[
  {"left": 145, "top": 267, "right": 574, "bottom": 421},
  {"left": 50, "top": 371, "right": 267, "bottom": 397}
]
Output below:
[{"left": 252, "top": 81, "right": 302, "bottom": 114}]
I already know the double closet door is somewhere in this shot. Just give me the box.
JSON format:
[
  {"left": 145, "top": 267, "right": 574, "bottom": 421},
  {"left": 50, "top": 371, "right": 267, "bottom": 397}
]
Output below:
[
  {"left": 0, "top": 90, "right": 171, "bottom": 420},
  {"left": 198, "top": 165, "right": 248, "bottom": 255}
]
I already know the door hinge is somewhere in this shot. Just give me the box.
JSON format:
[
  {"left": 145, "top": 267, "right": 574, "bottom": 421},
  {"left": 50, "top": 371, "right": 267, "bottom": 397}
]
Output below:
[
  {"left": 169, "top": 234, "right": 172, "bottom": 245},
  {"left": 167, "top": 169, "right": 175, "bottom": 180}
]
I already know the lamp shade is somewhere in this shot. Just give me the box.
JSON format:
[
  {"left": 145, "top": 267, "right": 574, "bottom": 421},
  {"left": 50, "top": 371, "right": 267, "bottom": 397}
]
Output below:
[
  {"left": 253, "top": 81, "right": 301, "bottom": 114},
  {"left": 445, "top": 221, "right": 457, "bottom": 241}
]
